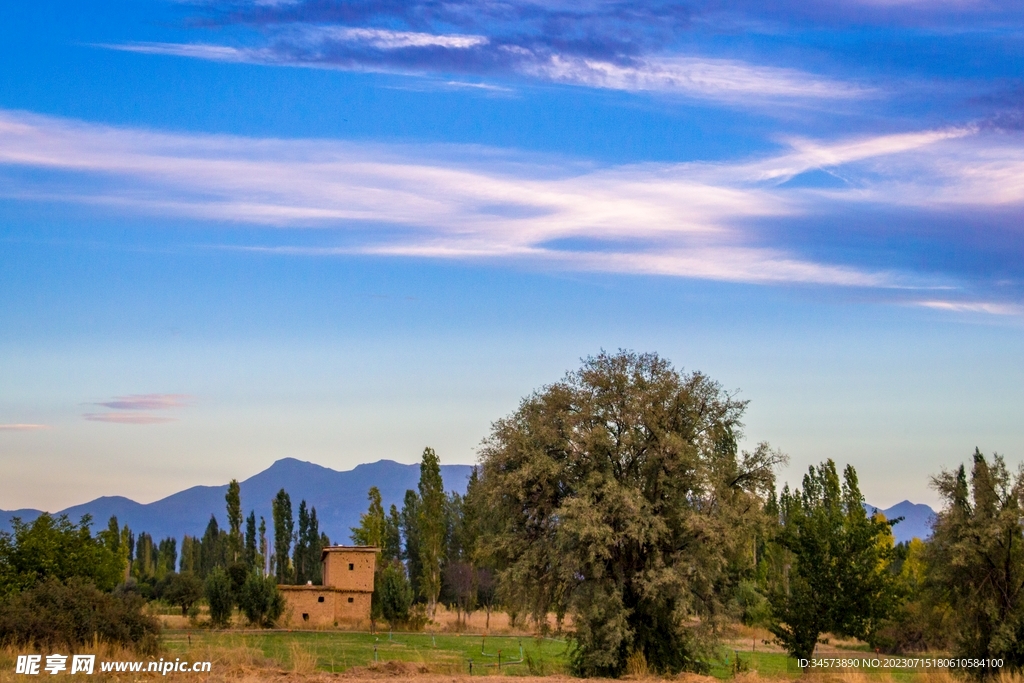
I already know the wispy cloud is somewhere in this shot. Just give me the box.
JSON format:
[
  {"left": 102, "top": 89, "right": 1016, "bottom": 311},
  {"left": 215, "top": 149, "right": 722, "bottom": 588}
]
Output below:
[
  {"left": 99, "top": 32, "right": 865, "bottom": 105},
  {"left": 1, "top": 108, "right": 1022, "bottom": 296},
  {"left": 321, "top": 27, "right": 488, "bottom": 50},
  {"left": 79, "top": 393, "right": 191, "bottom": 425},
  {"left": 0, "top": 424, "right": 51, "bottom": 431},
  {"left": 915, "top": 300, "right": 1024, "bottom": 316},
  {"left": 82, "top": 413, "right": 177, "bottom": 425},
  {"left": 526, "top": 55, "right": 869, "bottom": 99},
  {"left": 94, "top": 394, "right": 192, "bottom": 410}
]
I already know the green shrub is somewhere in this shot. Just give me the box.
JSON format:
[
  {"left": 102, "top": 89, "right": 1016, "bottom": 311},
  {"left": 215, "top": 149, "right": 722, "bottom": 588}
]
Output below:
[
  {"left": 204, "top": 567, "right": 233, "bottom": 627},
  {"left": 0, "top": 577, "right": 159, "bottom": 652},
  {"left": 237, "top": 572, "right": 284, "bottom": 628},
  {"left": 0, "top": 514, "right": 124, "bottom": 595},
  {"left": 378, "top": 562, "right": 413, "bottom": 627},
  {"left": 163, "top": 572, "right": 203, "bottom": 617}
]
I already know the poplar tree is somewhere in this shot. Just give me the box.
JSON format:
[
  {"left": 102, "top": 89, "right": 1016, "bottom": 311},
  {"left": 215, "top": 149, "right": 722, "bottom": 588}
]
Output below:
[
  {"left": 417, "top": 447, "right": 446, "bottom": 616},
  {"left": 401, "top": 490, "right": 422, "bottom": 600},
  {"left": 291, "top": 502, "right": 325, "bottom": 584},
  {"left": 244, "top": 511, "right": 257, "bottom": 571},
  {"left": 351, "top": 487, "right": 386, "bottom": 547},
  {"left": 258, "top": 517, "right": 267, "bottom": 577},
  {"left": 225, "top": 479, "right": 243, "bottom": 563},
  {"left": 307, "top": 507, "right": 326, "bottom": 585},
  {"left": 294, "top": 501, "right": 310, "bottom": 584},
  {"left": 383, "top": 504, "right": 402, "bottom": 564},
  {"left": 272, "top": 489, "right": 294, "bottom": 584},
  {"left": 179, "top": 536, "right": 200, "bottom": 574}
]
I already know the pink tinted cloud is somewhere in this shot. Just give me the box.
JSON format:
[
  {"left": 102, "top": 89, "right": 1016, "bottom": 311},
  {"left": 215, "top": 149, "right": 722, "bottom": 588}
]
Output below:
[
  {"left": 96, "top": 393, "right": 192, "bottom": 410},
  {"left": 0, "top": 424, "right": 51, "bottom": 431},
  {"left": 82, "top": 413, "right": 177, "bottom": 425}
]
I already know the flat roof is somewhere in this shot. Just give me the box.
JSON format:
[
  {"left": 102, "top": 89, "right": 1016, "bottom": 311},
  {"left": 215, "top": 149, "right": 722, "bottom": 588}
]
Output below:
[{"left": 320, "top": 545, "right": 379, "bottom": 560}]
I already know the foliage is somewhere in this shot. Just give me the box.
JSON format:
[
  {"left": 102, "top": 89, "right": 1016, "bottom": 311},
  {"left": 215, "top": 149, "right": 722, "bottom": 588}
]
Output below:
[
  {"left": 400, "top": 490, "right": 422, "bottom": 601},
  {"left": 258, "top": 517, "right": 268, "bottom": 576},
  {"left": 477, "top": 350, "right": 783, "bottom": 676},
  {"left": 928, "top": 449, "right": 1024, "bottom": 675},
  {"left": 767, "top": 459, "right": 902, "bottom": 662},
  {"left": 869, "top": 538, "right": 953, "bottom": 653},
  {"left": 351, "top": 487, "right": 386, "bottom": 548},
  {"left": 199, "top": 515, "right": 228, "bottom": 577},
  {"left": 0, "top": 577, "right": 159, "bottom": 652},
  {"left": 0, "top": 513, "right": 125, "bottom": 595},
  {"left": 417, "top": 447, "right": 446, "bottom": 616},
  {"left": 244, "top": 511, "right": 258, "bottom": 571},
  {"left": 163, "top": 571, "right": 204, "bottom": 616},
  {"left": 294, "top": 501, "right": 325, "bottom": 585},
  {"left": 180, "top": 535, "right": 200, "bottom": 574},
  {"left": 383, "top": 505, "right": 402, "bottom": 564},
  {"left": 226, "top": 479, "right": 243, "bottom": 564},
  {"left": 238, "top": 571, "right": 285, "bottom": 627},
  {"left": 377, "top": 562, "right": 414, "bottom": 627},
  {"left": 227, "top": 562, "right": 249, "bottom": 599},
  {"left": 204, "top": 566, "right": 234, "bottom": 627},
  {"left": 272, "top": 489, "right": 294, "bottom": 584}
]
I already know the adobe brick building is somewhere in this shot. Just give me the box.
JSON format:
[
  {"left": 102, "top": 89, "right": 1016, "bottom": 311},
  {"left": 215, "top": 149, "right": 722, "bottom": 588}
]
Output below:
[{"left": 279, "top": 546, "right": 377, "bottom": 628}]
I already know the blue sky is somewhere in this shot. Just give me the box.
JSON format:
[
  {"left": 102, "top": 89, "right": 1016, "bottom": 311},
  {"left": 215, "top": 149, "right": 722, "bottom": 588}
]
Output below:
[{"left": 1, "top": 0, "right": 1022, "bottom": 512}]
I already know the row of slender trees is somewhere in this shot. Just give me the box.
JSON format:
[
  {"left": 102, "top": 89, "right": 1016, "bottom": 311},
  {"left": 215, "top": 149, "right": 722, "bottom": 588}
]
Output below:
[
  {"left": 87, "top": 480, "right": 329, "bottom": 594},
  {"left": 348, "top": 447, "right": 497, "bottom": 629}
]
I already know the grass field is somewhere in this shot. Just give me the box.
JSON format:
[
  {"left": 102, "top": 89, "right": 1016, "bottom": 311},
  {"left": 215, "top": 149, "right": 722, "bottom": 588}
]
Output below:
[
  {"left": 162, "top": 630, "right": 571, "bottom": 676},
  {"left": 163, "top": 630, "right": 944, "bottom": 681}
]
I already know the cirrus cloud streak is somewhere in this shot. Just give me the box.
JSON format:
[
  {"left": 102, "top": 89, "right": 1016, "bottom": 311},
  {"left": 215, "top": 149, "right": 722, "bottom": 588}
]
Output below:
[{"left": 1, "top": 108, "right": 1023, "bottom": 306}]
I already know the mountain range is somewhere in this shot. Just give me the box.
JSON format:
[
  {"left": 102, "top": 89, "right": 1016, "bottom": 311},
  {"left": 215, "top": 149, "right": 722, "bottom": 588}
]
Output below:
[
  {"left": 2, "top": 458, "right": 935, "bottom": 546},
  {"left": 1, "top": 458, "right": 474, "bottom": 546}
]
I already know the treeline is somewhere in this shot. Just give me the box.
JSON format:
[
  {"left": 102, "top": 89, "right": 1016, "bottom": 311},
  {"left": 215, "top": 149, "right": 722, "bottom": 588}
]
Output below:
[
  {"left": 0, "top": 514, "right": 160, "bottom": 651},
  {"left": 349, "top": 447, "right": 496, "bottom": 629},
  {"left": 120, "top": 481, "right": 330, "bottom": 590},
  {"left": 0, "top": 478, "right": 334, "bottom": 642},
  {"left": 130, "top": 481, "right": 332, "bottom": 626}
]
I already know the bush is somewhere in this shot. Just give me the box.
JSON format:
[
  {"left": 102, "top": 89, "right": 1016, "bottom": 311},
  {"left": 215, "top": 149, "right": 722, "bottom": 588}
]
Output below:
[
  {"left": 378, "top": 562, "right": 413, "bottom": 627},
  {"left": 0, "top": 514, "right": 124, "bottom": 595},
  {"left": 204, "top": 567, "right": 233, "bottom": 627},
  {"left": 0, "top": 577, "right": 159, "bottom": 652},
  {"left": 238, "top": 572, "right": 284, "bottom": 628},
  {"left": 163, "top": 572, "right": 203, "bottom": 617}
]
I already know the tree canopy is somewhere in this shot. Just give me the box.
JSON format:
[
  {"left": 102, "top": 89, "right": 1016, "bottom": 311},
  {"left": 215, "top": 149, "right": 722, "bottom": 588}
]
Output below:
[
  {"left": 767, "top": 460, "right": 902, "bottom": 662},
  {"left": 476, "top": 350, "right": 784, "bottom": 676},
  {"left": 0, "top": 514, "right": 125, "bottom": 596},
  {"left": 929, "top": 449, "right": 1024, "bottom": 674}
]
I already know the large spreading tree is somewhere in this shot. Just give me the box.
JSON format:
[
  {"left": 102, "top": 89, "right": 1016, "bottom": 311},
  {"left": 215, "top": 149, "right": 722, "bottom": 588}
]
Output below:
[{"left": 477, "top": 350, "right": 783, "bottom": 676}]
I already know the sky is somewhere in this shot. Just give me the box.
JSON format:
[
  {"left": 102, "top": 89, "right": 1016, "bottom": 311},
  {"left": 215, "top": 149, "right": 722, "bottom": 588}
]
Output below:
[{"left": 1, "top": 0, "right": 1023, "bottom": 513}]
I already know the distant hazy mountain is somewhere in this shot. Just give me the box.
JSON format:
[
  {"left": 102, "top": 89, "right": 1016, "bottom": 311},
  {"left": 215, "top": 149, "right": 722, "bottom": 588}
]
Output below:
[
  {"left": 2, "top": 461, "right": 935, "bottom": 550},
  {"left": 1, "top": 459, "right": 474, "bottom": 545},
  {"left": 866, "top": 500, "right": 937, "bottom": 543}
]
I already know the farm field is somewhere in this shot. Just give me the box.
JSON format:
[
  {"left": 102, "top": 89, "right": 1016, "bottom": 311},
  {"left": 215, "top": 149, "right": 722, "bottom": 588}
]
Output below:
[
  {"left": 162, "top": 630, "right": 571, "bottom": 676},
  {"left": 162, "top": 630, "right": 945, "bottom": 682}
]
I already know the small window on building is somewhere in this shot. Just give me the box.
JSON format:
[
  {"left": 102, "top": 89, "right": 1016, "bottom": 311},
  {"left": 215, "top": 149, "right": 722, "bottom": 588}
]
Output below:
[
  {"left": 302, "top": 613, "right": 309, "bottom": 621},
  {"left": 348, "top": 563, "right": 354, "bottom": 570},
  {"left": 347, "top": 597, "right": 354, "bottom": 603},
  {"left": 318, "top": 596, "right": 325, "bottom": 603}
]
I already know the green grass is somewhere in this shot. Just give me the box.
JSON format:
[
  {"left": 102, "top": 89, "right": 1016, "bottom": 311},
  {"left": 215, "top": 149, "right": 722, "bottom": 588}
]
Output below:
[
  {"left": 709, "top": 650, "right": 798, "bottom": 680},
  {"left": 708, "top": 648, "right": 952, "bottom": 682},
  {"left": 161, "top": 630, "right": 571, "bottom": 675}
]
